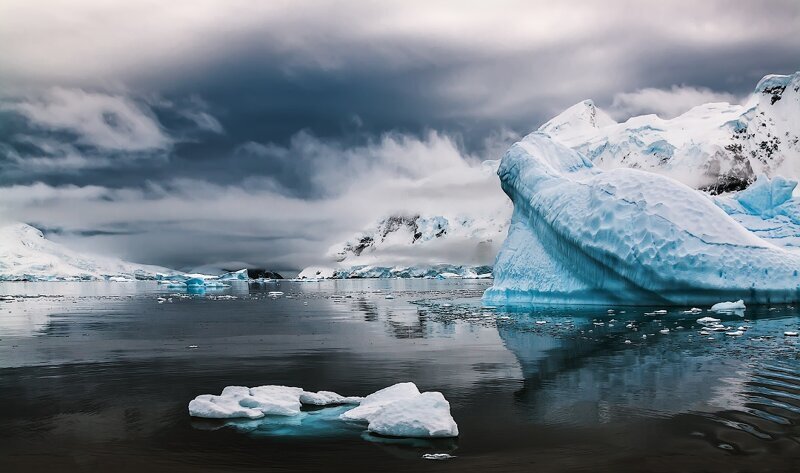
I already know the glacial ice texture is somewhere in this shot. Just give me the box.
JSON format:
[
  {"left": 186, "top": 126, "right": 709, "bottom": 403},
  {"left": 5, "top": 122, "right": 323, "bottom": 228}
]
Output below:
[{"left": 483, "top": 133, "right": 800, "bottom": 306}]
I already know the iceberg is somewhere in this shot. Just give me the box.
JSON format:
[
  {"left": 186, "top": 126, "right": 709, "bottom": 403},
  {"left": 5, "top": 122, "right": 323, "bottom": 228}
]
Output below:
[{"left": 483, "top": 132, "right": 800, "bottom": 306}]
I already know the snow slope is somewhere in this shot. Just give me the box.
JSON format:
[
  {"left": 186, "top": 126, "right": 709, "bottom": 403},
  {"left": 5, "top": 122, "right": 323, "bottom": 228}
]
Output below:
[
  {"left": 299, "top": 160, "right": 511, "bottom": 278},
  {"left": 0, "top": 222, "right": 176, "bottom": 281},
  {"left": 542, "top": 72, "right": 800, "bottom": 192},
  {"left": 483, "top": 132, "right": 800, "bottom": 305}
]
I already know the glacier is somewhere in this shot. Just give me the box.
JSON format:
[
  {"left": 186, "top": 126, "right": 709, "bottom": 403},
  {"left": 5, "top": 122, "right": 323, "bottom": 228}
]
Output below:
[
  {"left": 483, "top": 132, "right": 800, "bottom": 306},
  {"left": 0, "top": 222, "right": 178, "bottom": 282}
]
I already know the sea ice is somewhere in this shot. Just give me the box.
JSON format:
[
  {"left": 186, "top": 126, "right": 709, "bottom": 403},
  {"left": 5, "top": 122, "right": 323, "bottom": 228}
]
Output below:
[
  {"left": 189, "top": 382, "right": 458, "bottom": 439},
  {"left": 339, "top": 382, "right": 458, "bottom": 438},
  {"left": 188, "top": 385, "right": 304, "bottom": 419},
  {"left": 710, "top": 300, "right": 746, "bottom": 312},
  {"left": 339, "top": 382, "right": 420, "bottom": 422}
]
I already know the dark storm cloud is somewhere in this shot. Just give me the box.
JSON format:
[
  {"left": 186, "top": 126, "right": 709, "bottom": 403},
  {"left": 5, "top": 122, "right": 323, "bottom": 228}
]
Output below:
[{"left": 0, "top": 0, "right": 798, "bottom": 271}]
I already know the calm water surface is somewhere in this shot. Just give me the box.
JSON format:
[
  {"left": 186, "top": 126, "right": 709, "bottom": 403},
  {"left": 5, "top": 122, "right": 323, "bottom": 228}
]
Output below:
[{"left": 1, "top": 279, "right": 799, "bottom": 472}]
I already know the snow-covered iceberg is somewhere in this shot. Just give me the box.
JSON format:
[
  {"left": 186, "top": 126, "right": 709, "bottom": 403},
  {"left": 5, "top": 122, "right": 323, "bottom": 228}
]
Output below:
[
  {"left": 483, "top": 132, "right": 800, "bottom": 306},
  {"left": 188, "top": 382, "right": 458, "bottom": 438}
]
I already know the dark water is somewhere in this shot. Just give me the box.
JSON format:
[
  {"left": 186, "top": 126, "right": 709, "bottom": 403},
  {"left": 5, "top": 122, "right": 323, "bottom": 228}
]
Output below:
[{"left": 1, "top": 280, "right": 799, "bottom": 472}]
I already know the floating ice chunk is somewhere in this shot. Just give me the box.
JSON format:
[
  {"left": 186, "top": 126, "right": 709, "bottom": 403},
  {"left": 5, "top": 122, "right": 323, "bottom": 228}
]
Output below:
[
  {"left": 300, "top": 390, "right": 363, "bottom": 406},
  {"left": 725, "top": 330, "right": 744, "bottom": 336},
  {"left": 710, "top": 300, "right": 746, "bottom": 312},
  {"left": 268, "top": 291, "right": 284, "bottom": 298},
  {"left": 188, "top": 385, "right": 304, "bottom": 419},
  {"left": 366, "top": 391, "right": 459, "bottom": 438},
  {"left": 188, "top": 394, "right": 264, "bottom": 419},
  {"left": 659, "top": 329, "right": 670, "bottom": 334},
  {"left": 696, "top": 316, "right": 722, "bottom": 325},
  {"left": 185, "top": 277, "right": 205, "bottom": 288},
  {"left": 422, "top": 453, "right": 455, "bottom": 461},
  {"left": 785, "top": 331, "right": 799, "bottom": 337},
  {"left": 340, "top": 382, "right": 420, "bottom": 422}
]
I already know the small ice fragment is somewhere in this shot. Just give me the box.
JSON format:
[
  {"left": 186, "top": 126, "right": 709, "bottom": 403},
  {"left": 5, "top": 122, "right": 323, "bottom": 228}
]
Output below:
[
  {"left": 624, "top": 339, "right": 632, "bottom": 344},
  {"left": 366, "top": 391, "right": 459, "bottom": 438},
  {"left": 385, "top": 294, "right": 395, "bottom": 299},
  {"left": 785, "top": 331, "right": 799, "bottom": 337},
  {"left": 535, "top": 320, "right": 547, "bottom": 325},
  {"left": 710, "top": 300, "right": 746, "bottom": 312},
  {"left": 696, "top": 316, "right": 721, "bottom": 325},
  {"left": 422, "top": 453, "right": 455, "bottom": 461},
  {"left": 188, "top": 345, "right": 198, "bottom": 349},
  {"left": 268, "top": 291, "right": 284, "bottom": 298},
  {"left": 659, "top": 329, "right": 670, "bottom": 334},
  {"left": 725, "top": 331, "right": 744, "bottom": 336},
  {"left": 654, "top": 309, "right": 667, "bottom": 315}
]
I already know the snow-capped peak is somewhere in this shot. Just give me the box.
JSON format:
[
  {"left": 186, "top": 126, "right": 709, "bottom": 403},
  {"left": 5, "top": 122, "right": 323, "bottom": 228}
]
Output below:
[
  {"left": 539, "top": 99, "right": 618, "bottom": 141},
  {"left": 539, "top": 71, "right": 800, "bottom": 192}
]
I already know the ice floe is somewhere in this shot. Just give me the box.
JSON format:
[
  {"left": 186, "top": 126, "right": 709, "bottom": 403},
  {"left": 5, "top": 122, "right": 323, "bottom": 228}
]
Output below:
[{"left": 188, "top": 382, "right": 458, "bottom": 439}]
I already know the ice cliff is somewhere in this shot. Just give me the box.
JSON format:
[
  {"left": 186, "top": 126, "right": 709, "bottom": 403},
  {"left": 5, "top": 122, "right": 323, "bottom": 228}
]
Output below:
[{"left": 483, "top": 133, "right": 800, "bottom": 305}]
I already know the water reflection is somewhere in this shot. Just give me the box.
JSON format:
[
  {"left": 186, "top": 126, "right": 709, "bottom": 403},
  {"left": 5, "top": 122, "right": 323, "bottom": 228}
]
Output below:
[{"left": 0, "top": 280, "right": 798, "bottom": 471}]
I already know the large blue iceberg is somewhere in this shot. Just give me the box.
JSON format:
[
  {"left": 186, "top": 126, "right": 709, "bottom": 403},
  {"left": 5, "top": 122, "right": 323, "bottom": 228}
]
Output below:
[{"left": 483, "top": 133, "right": 800, "bottom": 306}]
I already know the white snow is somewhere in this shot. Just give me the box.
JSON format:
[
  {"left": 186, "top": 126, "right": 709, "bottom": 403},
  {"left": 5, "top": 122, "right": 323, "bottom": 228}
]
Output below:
[
  {"left": 366, "top": 391, "right": 459, "bottom": 438},
  {"left": 339, "top": 382, "right": 420, "bottom": 422},
  {"left": 542, "top": 72, "right": 800, "bottom": 190},
  {"left": 0, "top": 222, "right": 176, "bottom": 281},
  {"left": 299, "top": 390, "right": 363, "bottom": 406},
  {"left": 188, "top": 385, "right": 304, "bottom": 419},
  {"left": 710, "top": 300, "right": 746, "bottom": 312}
]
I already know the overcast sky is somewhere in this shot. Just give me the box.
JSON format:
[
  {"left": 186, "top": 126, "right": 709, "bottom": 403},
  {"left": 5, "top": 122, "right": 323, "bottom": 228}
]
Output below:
[{"left": 0, "top": 0, "right": 798, "bottom": 273}]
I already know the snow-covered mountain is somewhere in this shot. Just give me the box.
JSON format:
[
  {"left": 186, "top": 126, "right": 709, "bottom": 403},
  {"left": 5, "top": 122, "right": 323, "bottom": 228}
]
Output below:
[
  {"left": 542, "top": 72, "right": 800, "bottom": 192},
  {"left": 0, "top": 222, "right": 176, "bottom": 281},
  {"left": 298, "top": 212, "right": 506, "bottom": 279}
]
